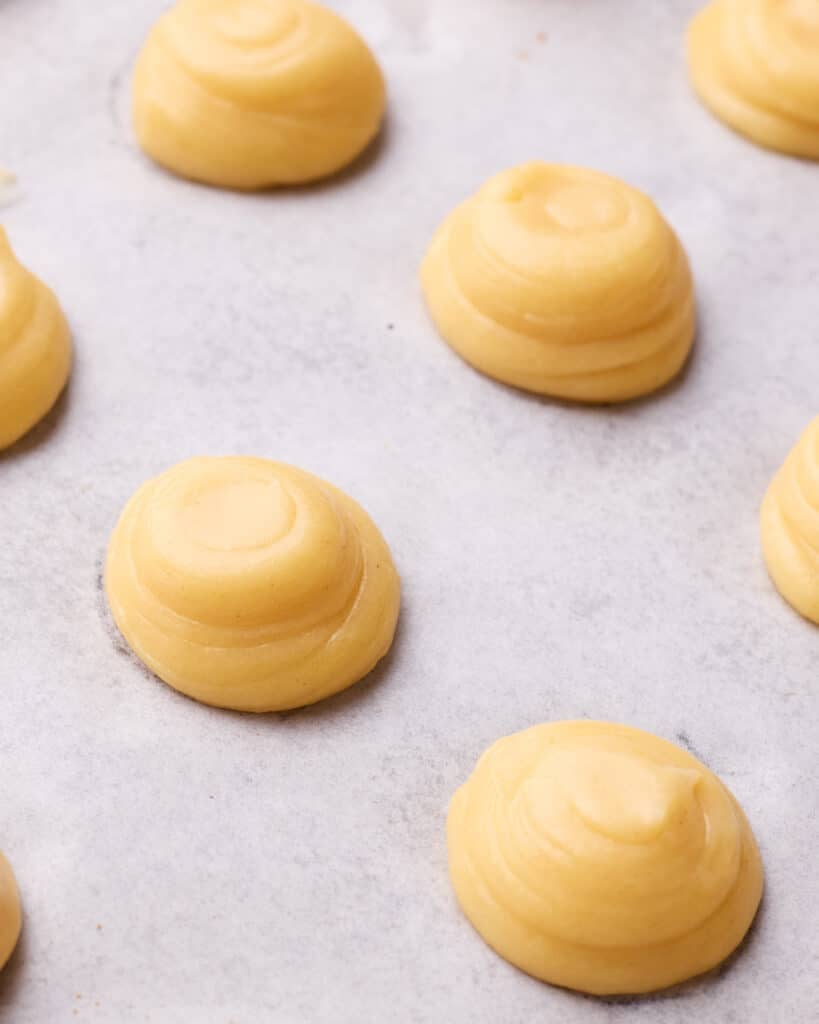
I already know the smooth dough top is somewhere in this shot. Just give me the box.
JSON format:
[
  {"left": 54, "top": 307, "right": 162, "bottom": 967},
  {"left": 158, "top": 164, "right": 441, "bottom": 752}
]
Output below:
[
  {"left": 761, "top": 416, "right": 819, "bottom": 623},
  {"left": 0, "top": 228, "right": 72, "bottom": 450},
  {"left": 105, "top": 456, "right": 400, "bottom": 712},
  {"left": 0, "top": 852, "right": 21, "bottom": 971},
  {"left": 421, "top": 163, "right": 695, "bottom": 403},
  {"left": 687, "top": 0, "right": 819, "bottom": 159},
  {"left": 132, "top": 0, "right": 386, "bottom": 188},
  {"left": 447, "top": 720, "right": 763, "bottom": 995}
]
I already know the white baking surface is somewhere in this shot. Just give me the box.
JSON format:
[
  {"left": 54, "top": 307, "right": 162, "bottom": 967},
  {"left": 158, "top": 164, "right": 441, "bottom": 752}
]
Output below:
[{"left": 1, "top": 0, "right": 818, "bottom": 1020}]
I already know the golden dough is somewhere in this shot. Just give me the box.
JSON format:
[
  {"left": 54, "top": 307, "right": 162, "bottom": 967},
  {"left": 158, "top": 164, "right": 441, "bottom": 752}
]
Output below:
[
  {"left": 105, "top": 456, "right": 400, "bottom": 712},
  {"left": 421, "top": 163, "right": 695, "bottom": 403},
  {"left": 0, "top": 228, "right": 72, "bottom": 450},
  {"left": 447, "top": 721, "right": 763, "bottom": 995},
  {"left": 0, "top": 852, "right": 21, "bottom": 970},
  {"left": 687, "top": 0, "right": 819, "bottom": 159},
  {"left": 761, "top": 417, "right": 819, "bottom": 623},
  {"left": 132, "top": 0, "right": 386, "bottom": 189}
]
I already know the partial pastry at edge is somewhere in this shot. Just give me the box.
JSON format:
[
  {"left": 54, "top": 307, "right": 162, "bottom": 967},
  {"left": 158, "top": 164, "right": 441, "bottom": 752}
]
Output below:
[
  {"left": 0, "top": 852, "right": 21, "bottom": 971},
  {"left": 761, "top": 417, "right": 819, "bottom": 623},
  {"left": 132, "top": 0, "right": 386, "bottom": 189},
  {"left": 0, "top": 228, "right": 71, "bottom": 450},
  {"left": 687, "top": 0, "right": 819, "bottom": 159}
]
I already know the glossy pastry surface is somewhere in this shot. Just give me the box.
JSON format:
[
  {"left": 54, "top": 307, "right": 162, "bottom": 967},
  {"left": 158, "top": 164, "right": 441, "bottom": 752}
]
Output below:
[
  {"left": 447, "top": 720, "right": 763, "bottom": 995},
  {"left": 421, "top": 163, "right": 695, "bottom": 402},
  {"left": 688, "top": 0, "right": 819, "bottom": 159},
  {"left": 105, "top": 456, "right": 400, "bottom": 711},
  {"left": 133, "top": 0, "right": 386, "bottom": 188},
  {"left": 761, "top": 416, "right": 819, "bottom": 623},
  {"left": 0, "top": 228, "right": 71, "bottom": 450}
]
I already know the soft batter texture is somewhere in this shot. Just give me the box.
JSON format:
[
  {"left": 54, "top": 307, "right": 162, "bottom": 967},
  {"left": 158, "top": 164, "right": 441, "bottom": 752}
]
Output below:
[
  {"left": 132, "top": 0, "right": 386, "bottom": 189},
  {"left": 448, "top": 721, "right": 763, "bottom": 995},
  {"left": 0, "top": 853, "right": 21, "bottom": 970},
  {"left": 0, "top": 228, "right": 72, "bottom": 450},
  {"left": 761, "top": 417, "right": 819, "bottom": 623},
  {"left": 688, "top": 0, "right": 819, "bottom": 159},
  {"left": 105, "top": 456, "right": 400, "bottom": 712},
  {"left": 421, "top": 163, "right": 695, "bottom": 403}
]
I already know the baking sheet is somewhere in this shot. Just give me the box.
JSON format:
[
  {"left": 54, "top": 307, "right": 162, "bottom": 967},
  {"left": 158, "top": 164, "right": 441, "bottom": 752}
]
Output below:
[{"left": 2, "top": 0, "right": 818, "bottom": 1020}]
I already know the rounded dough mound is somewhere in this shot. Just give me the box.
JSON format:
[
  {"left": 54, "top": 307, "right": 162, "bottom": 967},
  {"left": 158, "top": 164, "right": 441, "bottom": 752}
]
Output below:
[
  {"left": 0, "top": 228, "right": 71, "bottom": 450},
  {"left": 0, "top": 853, "right": 21, "bottom": 970},
  {"left": 105, "top": 456, "right": 400, "bottom": 712},
  {"left": 421, "top": 163, "right": 695, "bottom": 403},
  {"left": 447, "top": 721, "right": 763, "bottom": 995},
  {"left": 687, "top": 0, "right": 819, "bottom": 159},
  {"left": 132, "top": 0, "right": 386, "bottom": 189},
  {"left": 761, "top": 417, "right": 819, "bottom": 623}
]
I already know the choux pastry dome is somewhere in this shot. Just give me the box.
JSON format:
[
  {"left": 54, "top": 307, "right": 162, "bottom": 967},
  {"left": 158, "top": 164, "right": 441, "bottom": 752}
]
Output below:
[
  {"left": 687, "top": 0, "right": 819, "bottom": 159},
  {"left": 0, "top": 228, "right": 71, "bottom": 450},
  {"left": 132, "top": 0, "right": 386, "bottom": 189},
  {"left": 447, "top": 721, "right": 763, "bottom": 995},
  {"left": 421, "top": 163, "right": 696, "bottom": 403},
  {"left": 761, "top": 417, "right": 819, "bottom": 623},
  {"left": 105, "top": 456, "right": 400, "bottom": 712},
  {"left": 0, "top": 852, "right": 21, "bottom": 970}
]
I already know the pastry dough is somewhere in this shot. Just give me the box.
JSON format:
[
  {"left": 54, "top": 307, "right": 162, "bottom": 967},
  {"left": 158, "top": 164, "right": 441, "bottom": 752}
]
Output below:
[
  {"left": 0, "top": 852, "right": 21, "bottom": 970},
  {"left": 105, "top": 456, "right": 400, "bottom": 712},
  {"left": 761, "top": 417, "right": 819, "bottom": 623},
  {"left": 0, "top": 228, "right": 72, "bottom": 450},
  {"left": 448, "top": 721, "right": 763, "bottom": 995},
  {"left": 687, "top": 0, "right": 819, "bottom": 159},
  {"left": 132, "top": 0, "right": 386, "bottom": 188},
  {"left": 421, "top": 163, "right": 695, "bottom": 402}
]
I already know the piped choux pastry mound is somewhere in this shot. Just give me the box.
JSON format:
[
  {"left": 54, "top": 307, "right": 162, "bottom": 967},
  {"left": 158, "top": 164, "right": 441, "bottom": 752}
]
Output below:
[
  {"left": 688, "top": 0, "right": 819, "bottom": 159},
  {"left": 132, "top": 0, "right": 386, "bottom": 189},
  {"left": 421, "top": 163, "right": 695, "bottom": 403},
  {"left": 761, "top": 417, "right": 819, "bottom": 623},
  {"left": 0, "top": 852, "right": 21, "bottom": 970},
  {"left": 447, "top": 721, "right": 763, "bottom": 996},
  {"left": 105, "top": 456, "right": 400, "bottom": 712},
  {"left": 0, "top": 228, "right": 71, "bottom": 450}
]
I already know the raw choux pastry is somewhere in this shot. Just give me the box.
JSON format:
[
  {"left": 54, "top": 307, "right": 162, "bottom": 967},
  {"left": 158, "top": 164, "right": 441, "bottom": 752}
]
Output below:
[
  {"left": 447, "top": 721, "right": 763, "bottom": 995},
  {"left": 105, "top": 456, "right": 400, "bottom": 712},
  {"left": 421, "top": 163, "right": 695, "bottom": 403},
  {"left": 687, "top": 0, "right": 819, "bottom": 159},
  {"left": 0, "top": 228, "right": 72, "bottom": 450},
  {"left": 761, "top": 417, "right": 819, "bottom": 623},
  {"left": 132, "top": 0, "right": 386, "bottom": 189},
  {"left": 0, "top": 852, "right": 21, "bottom": 970}
]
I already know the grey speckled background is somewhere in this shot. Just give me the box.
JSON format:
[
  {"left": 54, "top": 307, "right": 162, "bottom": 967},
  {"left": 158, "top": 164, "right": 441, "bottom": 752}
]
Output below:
[{"left": 1, "top": 0, "right": 818, "bottom": 1021}]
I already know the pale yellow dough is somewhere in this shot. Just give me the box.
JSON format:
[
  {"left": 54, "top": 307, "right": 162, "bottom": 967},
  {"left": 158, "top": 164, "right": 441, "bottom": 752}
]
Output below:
[
  {"left": 0, "top": 852, "right": 21, "bottom": 970},
  {"left": 0, "top": 228, "right": 72, "bottom": 450},
  {"left": 448, "top": 721, "right": 763, "bottom": 995},
  {"left": 105, "top": 456, "right": 400, "bottom": 712},
  {"left": 421, "top": 163, "right": 695, "bottom": 403},
  {"left": 761, "top": 417, "right": 819, "bottom": 623},
  {"left": 132, "top": 0, "right": 386, "bottom": 189},
  {"left": 687, "top": 0, "right": 819, "bottom": 159}
]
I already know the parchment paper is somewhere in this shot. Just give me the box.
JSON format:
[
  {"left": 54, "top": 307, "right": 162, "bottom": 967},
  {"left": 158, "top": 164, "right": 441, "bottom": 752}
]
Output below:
[{"left": 1, "top": 0, "right": 817, "bottom": 1020}]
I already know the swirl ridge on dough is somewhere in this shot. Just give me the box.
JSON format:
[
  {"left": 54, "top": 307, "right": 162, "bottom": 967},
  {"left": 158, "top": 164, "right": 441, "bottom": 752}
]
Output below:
[
  {"left": 105, "top": 456, "right": 400, "bottom": 711},
  {"left": 132, "top": 0, "right": 386, "bottom": 188},
  {"left": 447, "top": 721, "right": 763, "bottom": 995},
  {"left": 687, "top": 0, "right": 819, "bottom": 158},
  {"left": 421, "top": 163, "right": 695, "bottom": 403},
  {"left": 761, "top": 417, "right": 819, "bottom": 622},
  {"left": 0, "top": 228, "right": 71, "bottom": 450}
]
